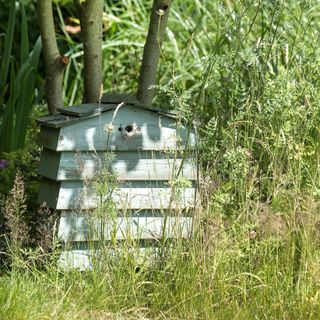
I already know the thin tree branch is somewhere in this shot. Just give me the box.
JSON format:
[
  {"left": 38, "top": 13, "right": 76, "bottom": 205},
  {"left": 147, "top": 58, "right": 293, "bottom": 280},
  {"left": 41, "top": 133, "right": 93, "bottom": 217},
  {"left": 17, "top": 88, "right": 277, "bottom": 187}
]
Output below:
[
  {"left": 136, "top": 0, "right": 172, "bottom": 106},
  {"left": 80, "top": 0, "right": 104, "bottom": 103},
  {"left": 38, "top": 0, "right": 68, "bottom": 114}
]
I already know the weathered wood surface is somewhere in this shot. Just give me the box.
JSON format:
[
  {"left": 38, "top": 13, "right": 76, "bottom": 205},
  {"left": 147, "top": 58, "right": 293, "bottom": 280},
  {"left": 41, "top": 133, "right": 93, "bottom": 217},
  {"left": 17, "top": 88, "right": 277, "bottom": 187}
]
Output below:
[
  {"left": 58, "top": 103, "right": 116, "bottom": 117},
  {"left": 101, "top": 93, "right": 179, "bottom": 117},
  {"left": 37, "top": 102, "right": 198, "bottom": 270},
  {"left": 38, "top": 126, "right": 60, "bottom": 150},
  {"left": 38, "top": 179, "right": 61, "bottom": 208},
  {"left": 58, "top": 212, "right": 192, "bottom": 242},
  {"left": 38, "top": 179, "right": 197, "bottom": 210},
  {"left": 37, "top": 113, "right": 83, "bottom": 128},
  {"left": 39, "top": 149, "right": 197, "bottom": 181},
  {"left": 38, "top": 105, "right": 196, "bottom": 151},
  {"left": 37, "top": 103, "right": 118, "bottom": 127},
  {"left": 38, "top": 101, "right": 179, "bottom": 128},
  {"left": 58, "top": 246, "right": 160, "bottom": 270}
]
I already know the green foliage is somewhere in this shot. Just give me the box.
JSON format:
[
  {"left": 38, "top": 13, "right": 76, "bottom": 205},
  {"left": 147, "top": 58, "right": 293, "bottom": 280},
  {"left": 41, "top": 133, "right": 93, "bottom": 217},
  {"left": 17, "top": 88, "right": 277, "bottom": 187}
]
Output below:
[
  {"left": 0, "top": 104, "right": 44, "bottom": 232},
  {"left": 0, "top": 149, "right": 39, "bottom": 199},
  {"left": 0, "top": 1, "right": 42, "bottom": 155},
  {"left": 188, "top": 0, "right": 320, "bottom": 221}
]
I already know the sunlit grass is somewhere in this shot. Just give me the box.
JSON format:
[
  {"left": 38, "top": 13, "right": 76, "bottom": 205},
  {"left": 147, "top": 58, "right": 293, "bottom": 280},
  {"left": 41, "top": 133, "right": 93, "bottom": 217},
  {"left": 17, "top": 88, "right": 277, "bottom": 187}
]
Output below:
[{"left": 1, "top": 213, "right": 320, "bottom": 319}]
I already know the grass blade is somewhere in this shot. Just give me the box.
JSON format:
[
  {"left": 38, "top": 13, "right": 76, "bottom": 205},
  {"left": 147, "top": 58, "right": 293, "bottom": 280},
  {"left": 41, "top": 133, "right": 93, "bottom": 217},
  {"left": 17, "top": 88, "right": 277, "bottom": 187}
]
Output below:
[
  {"left": 0, "top": 61, "right": 16, "bottom": 154},
  {"left": 20, "top": 3, "right": 30, "bottom": 64},
  {"left": 0, "top": 0, "right": 16, "bottom": 97}
]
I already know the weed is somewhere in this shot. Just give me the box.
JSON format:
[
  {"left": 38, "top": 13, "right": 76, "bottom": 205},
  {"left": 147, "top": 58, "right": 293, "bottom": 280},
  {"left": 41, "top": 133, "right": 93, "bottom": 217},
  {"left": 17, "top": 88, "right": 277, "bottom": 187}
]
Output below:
[{"left": 4, "top": 171, "right": 29, "bottom": 254}]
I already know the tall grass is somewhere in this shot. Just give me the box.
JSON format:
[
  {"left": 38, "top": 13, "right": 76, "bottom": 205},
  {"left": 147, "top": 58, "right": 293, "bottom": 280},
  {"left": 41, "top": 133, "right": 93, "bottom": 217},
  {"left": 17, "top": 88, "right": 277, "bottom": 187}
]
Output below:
[
  {"left": 1, "top": 0, "right": 320, "bottom": 319},
  {"left": 1, "top": 217, "right": 320, "bottom": 319}
]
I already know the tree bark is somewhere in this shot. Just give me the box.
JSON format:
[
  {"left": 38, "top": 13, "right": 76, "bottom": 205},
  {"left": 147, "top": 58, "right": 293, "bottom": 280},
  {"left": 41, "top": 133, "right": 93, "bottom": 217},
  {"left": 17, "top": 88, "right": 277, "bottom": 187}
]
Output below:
[
  {"left": 136, "top": 0, "right": 171, "bottom": 106},
  {"left": 80, "top": 0, "right": 104, "bottom": 103},
  {"left": 38, "top": 0, "right": 68, "bottom": 114}
]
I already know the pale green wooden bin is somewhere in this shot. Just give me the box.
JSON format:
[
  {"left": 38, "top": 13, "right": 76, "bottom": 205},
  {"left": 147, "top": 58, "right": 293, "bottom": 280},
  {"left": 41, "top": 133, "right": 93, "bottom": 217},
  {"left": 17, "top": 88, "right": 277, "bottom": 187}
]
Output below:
[{"left": 37, "top": 94, "right": 198, "bottom": 269}]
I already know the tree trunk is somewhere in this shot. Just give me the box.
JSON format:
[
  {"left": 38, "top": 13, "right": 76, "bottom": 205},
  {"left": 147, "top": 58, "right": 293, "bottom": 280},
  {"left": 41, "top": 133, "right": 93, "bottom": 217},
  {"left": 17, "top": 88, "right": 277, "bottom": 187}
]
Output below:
[
  {"left": 38, "top": 0, "right": 69, "bottom": 114},
  {"left": 80, "top": 0, "right": 104, "bottom": 103},
  {"left": 136, "top": 0, "right": 171, "bottom": 106}
]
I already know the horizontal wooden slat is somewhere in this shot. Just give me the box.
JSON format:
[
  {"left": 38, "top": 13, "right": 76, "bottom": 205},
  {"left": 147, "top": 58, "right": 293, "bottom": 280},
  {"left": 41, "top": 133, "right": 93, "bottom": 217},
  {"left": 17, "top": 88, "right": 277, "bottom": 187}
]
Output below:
[
  {"left": 58, "top": 212, "right": 192, "bottom": 242},
  {"left": 37, "top": 103, "right": 118, "bottom": 128},
  {"left": 101, "top": 93, "right": 179, "bottom": 118},
  {"left": 39, "top": 180, "right": 197, "bottom": 210},
  {"left": 44, "top": 105, "right": 196, "bottom": 151},
  {"left": 37, "top": 102, "right": 180, "bottom": 129},
  {"left": 59, "top": 182, "right": 196, "bottom": 210},
  {"left": 58, "top": 246, "right": 160, "bottom": 270},
  {"left": 37, "top": 113, "right": 79, "bottom": 128},
  {"left": 58, "top": 103, "right": 117, "bottom": 117},
  {"left": 38, "top": 149, "right": 197, "bottom": 181}
]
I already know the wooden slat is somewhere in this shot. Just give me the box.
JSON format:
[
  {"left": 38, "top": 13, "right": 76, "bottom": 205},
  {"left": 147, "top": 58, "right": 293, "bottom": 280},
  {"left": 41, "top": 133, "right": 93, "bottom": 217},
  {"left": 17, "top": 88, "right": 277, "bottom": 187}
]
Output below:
[
  {"left": 58, "top": 246, "right": 160, "bottom": 270},
  {"left": 58, "top": 103, "right": 117, "bottom": 117},
  {"left": 38, "top": 150, "right": 197, "bottom": 181},
  {"left": 101, "top": 93, "right": 179, "bottom": 117},
  {"left": 37, "top": 104, "right": 117, "bottom": 128},
  {"left": 41, "top": 180, "right": 197, "bottom": 210},
  {"left": 53, "top": 105, "right": 196, "bottom": 151},
  {"left": 58, "top": 212, "right": 192, "bottom": 242},
  {"left": 37, "top": 103, "right": 180, "bottom": 129},
  {"left": 37, "top": 113, "right": 74, "bottom": 125},
  {"left": 37, "top": 113, "right": 81, "bottom": 128},
  {"left": 58, "top": 182, "right": 196, "bottom": 210},
  {"left": 58, "top": 124, "right": 195, "bottom": 151},
  {"left": 38, "top": 126, "right": 60, "bottom": 150},
  {"left": 38, "top": 148, "right": 61, "bottom": 179},
  {"left": 59, "top": 249, "right": 94, "bottom": 270},
  {"left": 37, "top": 179, "right": 61, "bottom": 208}
]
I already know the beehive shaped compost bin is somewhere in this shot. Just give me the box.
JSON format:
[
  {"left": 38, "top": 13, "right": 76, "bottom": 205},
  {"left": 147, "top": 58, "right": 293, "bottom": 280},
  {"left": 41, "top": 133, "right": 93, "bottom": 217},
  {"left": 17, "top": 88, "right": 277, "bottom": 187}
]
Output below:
[{"left": 37, "top": 94, "right": 197, "bottom": 269}]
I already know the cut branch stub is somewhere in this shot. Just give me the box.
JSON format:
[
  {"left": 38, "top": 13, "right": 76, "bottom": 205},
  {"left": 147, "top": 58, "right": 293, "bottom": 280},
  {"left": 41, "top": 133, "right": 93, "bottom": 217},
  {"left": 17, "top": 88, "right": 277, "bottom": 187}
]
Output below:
[
  {"left": 136, "top": 0, "right": 172, "bottom": 106},
  {"left": 61, "top": 56, "right": 70, "bottom": 65}
]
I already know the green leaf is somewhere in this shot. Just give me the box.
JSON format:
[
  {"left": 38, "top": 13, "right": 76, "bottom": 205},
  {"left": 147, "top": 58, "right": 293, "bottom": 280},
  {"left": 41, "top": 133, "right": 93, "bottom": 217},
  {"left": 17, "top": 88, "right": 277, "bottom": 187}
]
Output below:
[
  {"left": 13, "top": 37, "right": 42, "bottom": 150},
  {"left": 12, "top": 61, "right": 33, "bottom": 105},
  {"left": 0, "top": 61, "right": 16, "bottom": 154},
  {"left": 20, "top": 3, "right": 30, "bottom": 64},
  {"left": 0, "top": 0, "right": 16, "bottom": 97},
  {"left": 30, "top": 36, "right": 42, "bottom": 70}
]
